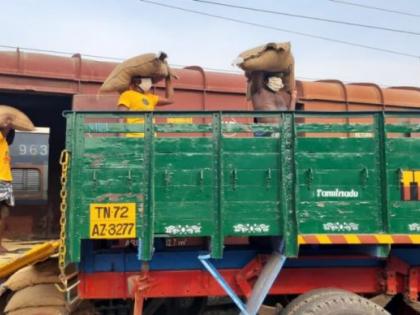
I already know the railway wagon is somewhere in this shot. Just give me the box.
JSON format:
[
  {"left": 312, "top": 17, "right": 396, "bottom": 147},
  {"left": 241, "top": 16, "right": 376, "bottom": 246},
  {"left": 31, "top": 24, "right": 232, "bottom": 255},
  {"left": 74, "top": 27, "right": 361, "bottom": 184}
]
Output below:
[{"left": 60, "top": 109, "right": 420, "bottom": 315}]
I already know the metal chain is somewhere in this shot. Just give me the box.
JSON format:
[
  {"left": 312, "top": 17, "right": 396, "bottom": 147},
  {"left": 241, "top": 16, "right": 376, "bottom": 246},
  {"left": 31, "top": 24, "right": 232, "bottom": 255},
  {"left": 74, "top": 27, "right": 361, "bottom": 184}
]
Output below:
[{"left": 58, "top": 149, "right": 70, "bottom": 287}]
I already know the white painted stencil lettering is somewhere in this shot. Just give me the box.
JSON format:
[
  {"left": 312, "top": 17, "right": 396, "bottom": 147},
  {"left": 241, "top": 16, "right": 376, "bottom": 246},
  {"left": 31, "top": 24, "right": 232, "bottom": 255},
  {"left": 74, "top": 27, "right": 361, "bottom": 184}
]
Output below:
[
  {"left": 165, "top": 224, "right": 202, "bottom": 235},
  {"left": 323, "top": 222, "right": 359, "bottom": 232},
  {"left": 233, "top": 223, "right": 270, "bottom": 233}
]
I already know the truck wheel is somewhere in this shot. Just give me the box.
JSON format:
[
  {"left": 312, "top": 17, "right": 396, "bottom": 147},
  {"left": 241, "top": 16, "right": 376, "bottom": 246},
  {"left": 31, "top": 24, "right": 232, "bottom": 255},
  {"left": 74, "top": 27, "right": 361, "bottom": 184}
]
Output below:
[
  {"left": 284, "top": 293, "right": 390, "bottom": 315},
  {"left": 282, "top": 288, "right": 355, "bottom": 315}
]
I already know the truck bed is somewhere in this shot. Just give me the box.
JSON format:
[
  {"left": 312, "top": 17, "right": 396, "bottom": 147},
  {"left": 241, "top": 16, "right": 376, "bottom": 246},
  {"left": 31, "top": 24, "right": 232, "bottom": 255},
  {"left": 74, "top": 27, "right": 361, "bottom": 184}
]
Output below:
[{"left": 63, "top": 111, "right": 420, "bottom": 264}]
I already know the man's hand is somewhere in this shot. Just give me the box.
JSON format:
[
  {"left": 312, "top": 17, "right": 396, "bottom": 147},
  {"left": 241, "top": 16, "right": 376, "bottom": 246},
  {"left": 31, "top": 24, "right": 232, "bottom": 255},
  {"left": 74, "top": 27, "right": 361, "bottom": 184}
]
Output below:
[
  {"left": 6, "top": 129, "right": 15, "bottom": 145},
  {"left": 157, "top": 77, "right": 174, "bottom": 106},
  {"left": 158, "top": 52, "right": 168, "bottom": 61},
  {"left": 289, "top": 89, "right": 297, "bottom": 111}
]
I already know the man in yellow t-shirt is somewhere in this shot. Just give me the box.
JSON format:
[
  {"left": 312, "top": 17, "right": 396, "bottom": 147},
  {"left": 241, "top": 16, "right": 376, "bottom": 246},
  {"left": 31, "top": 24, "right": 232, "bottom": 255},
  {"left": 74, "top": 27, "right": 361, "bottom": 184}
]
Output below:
[
  {"left": 118, "top": 76, "right": 174, "bottom": 137},
  {"left": 0, "top": 125, "right": 15, "bottom": 253}
]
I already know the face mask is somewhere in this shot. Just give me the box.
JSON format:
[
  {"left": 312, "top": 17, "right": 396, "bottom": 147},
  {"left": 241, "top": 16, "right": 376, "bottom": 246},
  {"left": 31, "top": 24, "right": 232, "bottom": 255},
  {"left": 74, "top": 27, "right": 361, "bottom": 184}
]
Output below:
[
  {"left": 138, "top": 78, "right": 152, "bottom": 92},
  {"left": 267, "top": 76, "right": 284, "bottom": 92}
]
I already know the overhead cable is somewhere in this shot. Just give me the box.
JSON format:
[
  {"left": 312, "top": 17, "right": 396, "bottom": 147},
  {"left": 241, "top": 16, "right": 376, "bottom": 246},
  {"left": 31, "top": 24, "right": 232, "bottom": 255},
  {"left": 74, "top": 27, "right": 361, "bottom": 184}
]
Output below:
[
  {"left": 139, "top": 0, "right": 420, "bottom": 60},
  {"left": 328, "top": 0, "right": 420, "bottom": 18},
  {"left": 194, "top": 0, "right": 420, "bottom": 36}
]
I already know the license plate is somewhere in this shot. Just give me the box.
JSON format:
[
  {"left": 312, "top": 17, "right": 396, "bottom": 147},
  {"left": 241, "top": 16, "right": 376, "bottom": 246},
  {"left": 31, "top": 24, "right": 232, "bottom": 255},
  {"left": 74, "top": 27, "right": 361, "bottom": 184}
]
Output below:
[{"left": 89, "top": 203, "right": 136, "bottom": 239}]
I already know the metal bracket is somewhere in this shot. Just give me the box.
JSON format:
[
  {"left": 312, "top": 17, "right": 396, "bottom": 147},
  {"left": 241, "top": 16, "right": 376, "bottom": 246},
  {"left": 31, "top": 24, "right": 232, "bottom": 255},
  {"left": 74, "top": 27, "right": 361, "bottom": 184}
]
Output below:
[
  {"left": 199, "top": 254, "right": 250, "bottom": 315},
  {"left": 361, "top": 167, "right": 369, "bottom": 187},
  {"left": 232, "top": 169, "right": 238, "bottom": 191},
  {"left": 199, "top": 169, "right": 204, "bottom": 191},
  {"left": 92, "top": 170, "right": 97, "bottom": 185},
  {"left": 199, "top": 241, "right": 287, "bottom": 315},
  {"left": 55, "top": 271, "right": 80, "bottom": 306},
  {"left": 266, "top": 169, "right": 272, "bottom": 190},
  {"left": 305, "top": 168, "right": 313, "bottom": 190},
  {"left": 164, "top": 169, "right": 171, "bottom": 187}
]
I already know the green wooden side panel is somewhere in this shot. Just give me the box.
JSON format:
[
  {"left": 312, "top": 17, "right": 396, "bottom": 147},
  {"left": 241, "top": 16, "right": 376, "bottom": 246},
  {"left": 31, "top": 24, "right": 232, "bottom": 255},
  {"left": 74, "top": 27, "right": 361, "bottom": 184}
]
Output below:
[
  {"left": 154, "top": 138, "right": 214, "bottom": 238},
  {"left": 63, "top": 111, "right": 420, "bottom": 264},
  {"left": 295, "top": 136, "right": 382, "bottom": 234},
  {"left": 222, "top": 137, "right": 282, "bottom": 237},
  {"left": 386, "top": 137, "right": 420, "bottom": 234}
]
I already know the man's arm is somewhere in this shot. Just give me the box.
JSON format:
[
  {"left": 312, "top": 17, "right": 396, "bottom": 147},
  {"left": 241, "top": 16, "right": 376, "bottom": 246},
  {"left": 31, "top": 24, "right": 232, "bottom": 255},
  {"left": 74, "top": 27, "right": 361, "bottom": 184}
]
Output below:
[
  {"left": 289, "top": 89, "right": 297, "bottom": 111},
  {"left": 6, "top": 129, "right": 15, "bottom": 145},
  {"left": 117, "top": 105, "right": 128, "bottom": 136},
  {"left": 157, "top": 77, "right": 174, "bottom": 106}
]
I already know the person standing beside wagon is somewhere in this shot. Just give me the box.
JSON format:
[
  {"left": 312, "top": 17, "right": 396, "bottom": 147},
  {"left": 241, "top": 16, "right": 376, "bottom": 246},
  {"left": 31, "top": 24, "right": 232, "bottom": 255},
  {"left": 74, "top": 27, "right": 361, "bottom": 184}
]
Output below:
[{"left": 0, "top": 106, "right": 34, "bottom": 253}]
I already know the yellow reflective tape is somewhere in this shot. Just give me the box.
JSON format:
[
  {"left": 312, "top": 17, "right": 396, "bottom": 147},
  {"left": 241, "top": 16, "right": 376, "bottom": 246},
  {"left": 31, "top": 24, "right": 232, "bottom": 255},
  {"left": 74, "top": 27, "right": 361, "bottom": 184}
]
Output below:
[
  {"left": 344, "top": 234, "right": 361, "bottom": 244},
  {"left": 414, "top": 171, "right": 420, "bottom": 185},
  {"left": 409, "top": 235, "right": 420, "bottom": 243},
  {"left": 402, "top": 170, "right": 414, "bottom": 186},
  {"left": 316, "top": 235, "right": 332, "bottom": 244},
  {"left": 298, "top": 235, "right": 306, "bottom": 245},
  {"left": 167, "top": 117, "right": 193, "bottom": 124},
  {"left": 374, "top": 235, "right": 394, "bottom": 244}
]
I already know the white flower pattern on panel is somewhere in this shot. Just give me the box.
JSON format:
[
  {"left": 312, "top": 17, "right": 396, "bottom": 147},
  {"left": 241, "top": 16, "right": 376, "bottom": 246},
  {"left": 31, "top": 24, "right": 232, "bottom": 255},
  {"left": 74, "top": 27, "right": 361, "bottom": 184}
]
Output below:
[
  {"left": 323, "top": 222, "right": 359, "bottom": 232},
  {"left": 408, "top": 223, "right": 420, "bottom": 232},
  {"left": 233, "top": 224, "right": 270, "bottom": 233},
  {"left": 165, "top": 224, "right": 202, "bottom": 235}
]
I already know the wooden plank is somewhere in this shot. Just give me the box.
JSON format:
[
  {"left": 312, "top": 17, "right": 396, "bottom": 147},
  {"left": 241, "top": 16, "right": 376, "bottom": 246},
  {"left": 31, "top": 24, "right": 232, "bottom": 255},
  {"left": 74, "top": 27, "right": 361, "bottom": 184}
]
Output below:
[
  {"left": 222, "top": 169, "right": 280, "bottom": 186},
  {"left": 155, "top": 153, "right": 213, "bottom": 169},
  {"left": 223, "top": 153, "right": 279, "bottom": 169},
  {"left": 296, "top": 138, "right": 375, "bottom": 153},
  {"left": 296, "top": 169, "right": 378, "bottom": 186},
  {"left": 222, "top": 138, "right": 280, "bottom": 153},
  {"left": 296, "top": 123, "right": 373, "bottom": 133},
  {"left": 295, "top": 152, "right": 376, "bottom": 169},
  {"left": 155, "top": 186, "right": 213, "bottom": 202},
  {"left": 155, "top": 138, "right": 212, "bottom": 153}
]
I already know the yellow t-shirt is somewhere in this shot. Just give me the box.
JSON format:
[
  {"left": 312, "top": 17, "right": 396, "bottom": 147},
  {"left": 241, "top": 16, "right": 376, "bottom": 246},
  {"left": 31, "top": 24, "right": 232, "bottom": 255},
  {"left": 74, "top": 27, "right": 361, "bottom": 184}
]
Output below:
[
  {"left": 0, "top": 132, "right": 12, "bottom": 182},
  {"left": 118, "top": 90, "right": 159, "bottom": 137}
]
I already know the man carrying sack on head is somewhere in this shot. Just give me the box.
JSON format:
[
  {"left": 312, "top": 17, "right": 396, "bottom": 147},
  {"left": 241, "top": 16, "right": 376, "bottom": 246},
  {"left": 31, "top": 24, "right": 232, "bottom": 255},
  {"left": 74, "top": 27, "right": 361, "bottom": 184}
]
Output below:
[
  {"left": 0, "top": 106, "right": 34, "bottom": 253},
  {"left": 117, "top": 74, "right": 173, "bottom": 137},
  {"left": 100, "top": 52, "right": 175, "bottom": 137},
  {"left": 234, "top": 42, "right": 297, "bottom": 117}
]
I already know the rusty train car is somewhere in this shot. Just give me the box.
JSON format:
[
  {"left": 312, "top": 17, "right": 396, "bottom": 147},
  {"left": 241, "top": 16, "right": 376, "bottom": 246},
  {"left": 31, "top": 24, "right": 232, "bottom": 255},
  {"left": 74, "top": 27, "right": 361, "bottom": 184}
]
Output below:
[{"left": 0, "top": 49, "right": 419, "bottom": 236}]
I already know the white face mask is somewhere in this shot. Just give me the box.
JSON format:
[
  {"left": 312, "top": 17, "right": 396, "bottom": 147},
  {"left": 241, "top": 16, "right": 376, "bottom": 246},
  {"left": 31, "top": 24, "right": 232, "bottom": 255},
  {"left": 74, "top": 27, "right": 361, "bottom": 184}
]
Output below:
[
  {"left": 138, "top": 78, "right": 152, "bottom": 92},
  {"left": 267, "top": 76, "right": 284, "bottom": 92}
]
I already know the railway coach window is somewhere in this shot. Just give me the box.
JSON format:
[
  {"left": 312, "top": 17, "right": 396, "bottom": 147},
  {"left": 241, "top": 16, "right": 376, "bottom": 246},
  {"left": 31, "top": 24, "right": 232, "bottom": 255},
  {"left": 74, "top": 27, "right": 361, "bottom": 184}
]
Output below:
[{"left": 11, "top": 168, "right": 41, "bottom": 192}]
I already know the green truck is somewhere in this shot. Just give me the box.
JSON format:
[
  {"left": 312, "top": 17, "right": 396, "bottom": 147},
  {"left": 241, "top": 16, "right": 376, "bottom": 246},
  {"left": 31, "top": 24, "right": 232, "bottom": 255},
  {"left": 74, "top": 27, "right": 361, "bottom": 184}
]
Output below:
[{"left": 59, "top": 110, "right": 420, "bottom": 315}]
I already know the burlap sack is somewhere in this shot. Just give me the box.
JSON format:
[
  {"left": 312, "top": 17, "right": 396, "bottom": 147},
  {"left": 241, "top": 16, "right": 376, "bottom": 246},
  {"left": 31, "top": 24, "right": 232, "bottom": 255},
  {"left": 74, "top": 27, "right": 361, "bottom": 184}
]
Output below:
[
  {"left": 7, "top": 306, "right": 68, "bottom": 315},
  {"left": 4, "top": 259, "right": 60, "bottom": 291},
  {"left": 5, "top": 284, "right": 66, "bottom": 313},
  {"left": 0, "top": 105, "right": 35, "bottom": 131},
  {"left": 236, "top": 42, "right": 294, "bottom": 72},
  {"left": 100, "top": 53, "right": 172, "bottom": 93},
  {"left": 236, "top": 42, "right": 295, "bottom": 93}
]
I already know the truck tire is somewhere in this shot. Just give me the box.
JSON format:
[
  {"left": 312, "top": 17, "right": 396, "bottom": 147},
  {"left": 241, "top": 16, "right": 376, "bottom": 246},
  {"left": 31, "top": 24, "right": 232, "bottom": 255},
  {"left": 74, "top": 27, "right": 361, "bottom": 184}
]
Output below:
[
  {"left": 284, "top": 293, "right": 390, "bottom": 315},
  {"left": 282, "top": 288, "right": 355, "bottom": 315}
]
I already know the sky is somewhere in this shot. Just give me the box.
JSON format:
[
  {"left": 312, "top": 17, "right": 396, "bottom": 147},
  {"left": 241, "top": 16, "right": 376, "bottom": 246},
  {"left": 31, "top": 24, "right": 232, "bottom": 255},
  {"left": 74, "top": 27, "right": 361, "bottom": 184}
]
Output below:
[{"left": 1, "top": 0, "right": 420, "bottom": 87}]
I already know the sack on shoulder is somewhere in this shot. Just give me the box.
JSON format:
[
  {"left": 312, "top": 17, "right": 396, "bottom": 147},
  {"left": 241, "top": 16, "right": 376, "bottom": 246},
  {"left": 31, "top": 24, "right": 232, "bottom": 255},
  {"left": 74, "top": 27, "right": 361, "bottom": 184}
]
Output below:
[
  {"left": 100, "top": 53, "right": 173, "bottom": 93},
  {"left": 0, "top": 105, "right": 35, "bottom": 131},
  {"left": 235, "top": 42, "right": 294, "bottom": 72}
]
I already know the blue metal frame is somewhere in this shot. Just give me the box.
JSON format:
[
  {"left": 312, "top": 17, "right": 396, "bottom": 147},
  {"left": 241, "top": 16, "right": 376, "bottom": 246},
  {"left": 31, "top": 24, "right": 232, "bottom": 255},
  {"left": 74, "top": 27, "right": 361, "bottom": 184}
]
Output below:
[{"left": 199, "top": 253, "right": 250, "bottom": 315}]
